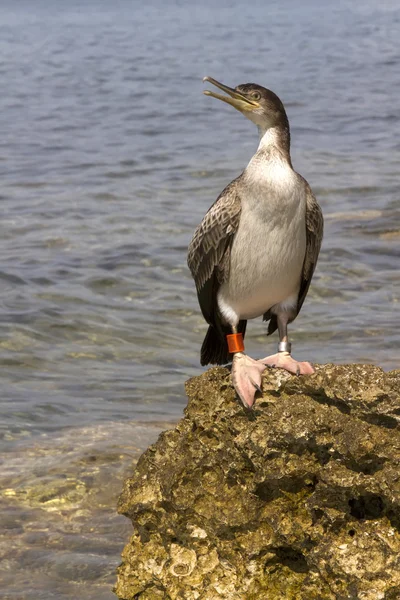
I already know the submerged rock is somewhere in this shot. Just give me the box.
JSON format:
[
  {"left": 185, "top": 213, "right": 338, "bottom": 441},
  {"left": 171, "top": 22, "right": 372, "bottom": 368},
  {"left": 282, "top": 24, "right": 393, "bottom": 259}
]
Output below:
[{"left": 116, "top": 364, "right": 400, "bottom": 600}]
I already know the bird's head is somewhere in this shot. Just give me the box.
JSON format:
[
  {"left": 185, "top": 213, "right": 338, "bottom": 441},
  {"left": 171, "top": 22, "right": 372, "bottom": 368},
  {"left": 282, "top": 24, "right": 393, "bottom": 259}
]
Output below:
[{"left": 203, "top": 76, "right": 288, "bottom": 134}]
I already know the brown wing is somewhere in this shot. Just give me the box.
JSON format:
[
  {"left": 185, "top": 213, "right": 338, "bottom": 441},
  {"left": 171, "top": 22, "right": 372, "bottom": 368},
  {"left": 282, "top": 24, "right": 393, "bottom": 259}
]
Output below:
[
  {"left": 264, "top": 183, "right": 323, "bottom": 335},
  {"left": 296, "top": 184, "right": 324, "bottom": 314},
  {"left": 187, "top": 179, "right": 241, "bottom": 327}
]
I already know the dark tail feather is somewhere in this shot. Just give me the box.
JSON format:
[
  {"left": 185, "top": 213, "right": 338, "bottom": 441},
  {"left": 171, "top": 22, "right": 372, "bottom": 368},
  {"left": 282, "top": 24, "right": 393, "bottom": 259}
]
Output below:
[
  {"left": 263, "top": 311, "right": 278, "bottom": 336},
  {"left": 200, "top": 326, "right": 227, "bottom": 366},
  {"left": 200, "top": 320, "right": 247, "bottom": 366},
  {"left": 267, "top": 315, "right": 278, "bottom": 335}
]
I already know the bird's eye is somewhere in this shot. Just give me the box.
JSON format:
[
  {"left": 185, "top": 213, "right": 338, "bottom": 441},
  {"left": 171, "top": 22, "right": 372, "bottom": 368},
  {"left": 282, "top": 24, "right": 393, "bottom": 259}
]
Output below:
[{"left": 252, "top": 92, "right": 261, "bottom": 101}]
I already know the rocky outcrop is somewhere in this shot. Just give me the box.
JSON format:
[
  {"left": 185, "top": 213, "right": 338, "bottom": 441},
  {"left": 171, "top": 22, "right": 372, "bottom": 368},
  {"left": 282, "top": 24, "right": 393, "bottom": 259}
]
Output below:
[{"left": 116, "top": 364, "right": 400, "bottom": 600}]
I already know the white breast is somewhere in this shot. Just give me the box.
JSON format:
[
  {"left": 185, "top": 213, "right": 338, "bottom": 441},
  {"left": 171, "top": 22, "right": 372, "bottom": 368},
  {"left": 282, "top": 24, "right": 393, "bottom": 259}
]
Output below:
[{"left": 217, "top": 154, "right": 307, "bottom": 324}]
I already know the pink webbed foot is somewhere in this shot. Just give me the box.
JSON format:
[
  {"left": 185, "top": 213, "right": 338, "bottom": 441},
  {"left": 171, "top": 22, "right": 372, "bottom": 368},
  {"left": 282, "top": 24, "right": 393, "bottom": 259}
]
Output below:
[
  {"left": 231, "top": 353, "right": 266, "bottom": 409},
  {"left": 258, "top": 352, "right": 315, "bottom": 376}
]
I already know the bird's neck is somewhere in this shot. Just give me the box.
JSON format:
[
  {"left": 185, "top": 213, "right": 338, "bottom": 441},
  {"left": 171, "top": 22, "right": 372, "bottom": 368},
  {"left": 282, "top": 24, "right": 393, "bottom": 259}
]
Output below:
[{"left": 257, "top": 125, "right": 291, "bottom": 165}]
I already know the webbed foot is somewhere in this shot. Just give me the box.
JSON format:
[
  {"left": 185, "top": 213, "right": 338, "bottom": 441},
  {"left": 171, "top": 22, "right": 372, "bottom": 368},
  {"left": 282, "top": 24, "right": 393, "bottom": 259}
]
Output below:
[
  {"left": 231, "top": 352, "right": 266, "bottom": 409},
  {"left": 259, "top": 352, "right": 315, "bottom": 376}
]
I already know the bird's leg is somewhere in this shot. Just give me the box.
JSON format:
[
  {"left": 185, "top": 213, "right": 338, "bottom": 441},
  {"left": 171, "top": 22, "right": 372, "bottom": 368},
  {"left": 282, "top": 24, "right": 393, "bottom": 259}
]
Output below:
[
  {"left": 258, "top": 313, "right": 315, "bottom": 376},
  {"left": 229, "top": 326, "right": 265, "bottom": 409}
]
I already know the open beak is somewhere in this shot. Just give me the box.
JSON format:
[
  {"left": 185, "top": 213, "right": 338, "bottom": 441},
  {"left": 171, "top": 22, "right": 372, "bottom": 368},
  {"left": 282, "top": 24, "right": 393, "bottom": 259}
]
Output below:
[{"left": 203, "top": 76, "right": 260, "bottom": 112}]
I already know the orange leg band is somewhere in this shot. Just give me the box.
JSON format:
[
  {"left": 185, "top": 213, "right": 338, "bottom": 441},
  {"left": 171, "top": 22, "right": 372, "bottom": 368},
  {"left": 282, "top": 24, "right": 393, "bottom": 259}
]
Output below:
[{"left": 227, "top": 333, "right": 245, "bottom": 354}]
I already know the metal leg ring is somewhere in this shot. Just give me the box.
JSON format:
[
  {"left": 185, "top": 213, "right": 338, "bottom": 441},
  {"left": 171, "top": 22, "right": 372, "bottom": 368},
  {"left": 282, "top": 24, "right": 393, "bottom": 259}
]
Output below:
[{"left": 278, "top": 341, "right": 292, "bottom": 354}]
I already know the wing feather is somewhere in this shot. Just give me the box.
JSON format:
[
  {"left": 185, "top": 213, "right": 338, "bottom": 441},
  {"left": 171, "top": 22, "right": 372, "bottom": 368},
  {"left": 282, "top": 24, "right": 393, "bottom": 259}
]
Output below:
[
  {"left": 187, "top": 180, "right": 241, "bottom": 325},
  {"left": 297, "top": 185, "right": 324, "bottom": 314}
]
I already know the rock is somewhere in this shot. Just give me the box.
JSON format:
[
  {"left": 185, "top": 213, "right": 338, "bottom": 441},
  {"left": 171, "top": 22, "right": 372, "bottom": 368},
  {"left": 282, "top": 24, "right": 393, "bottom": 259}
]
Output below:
[{"left": 116, "top": 364, "right": 400, "bottom": 600}]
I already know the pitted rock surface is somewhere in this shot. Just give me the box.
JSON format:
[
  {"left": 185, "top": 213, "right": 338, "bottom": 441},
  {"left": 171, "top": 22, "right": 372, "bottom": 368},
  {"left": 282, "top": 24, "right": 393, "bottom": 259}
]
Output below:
[{"left": 116, "top": 364, "right": 400, "bottom": 600}]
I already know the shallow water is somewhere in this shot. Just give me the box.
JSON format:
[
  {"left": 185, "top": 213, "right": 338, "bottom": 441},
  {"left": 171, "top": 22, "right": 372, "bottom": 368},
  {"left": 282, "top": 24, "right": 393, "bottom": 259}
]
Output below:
[{"left": 1, "top": 0, "right": 399, "bottom": 597}]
